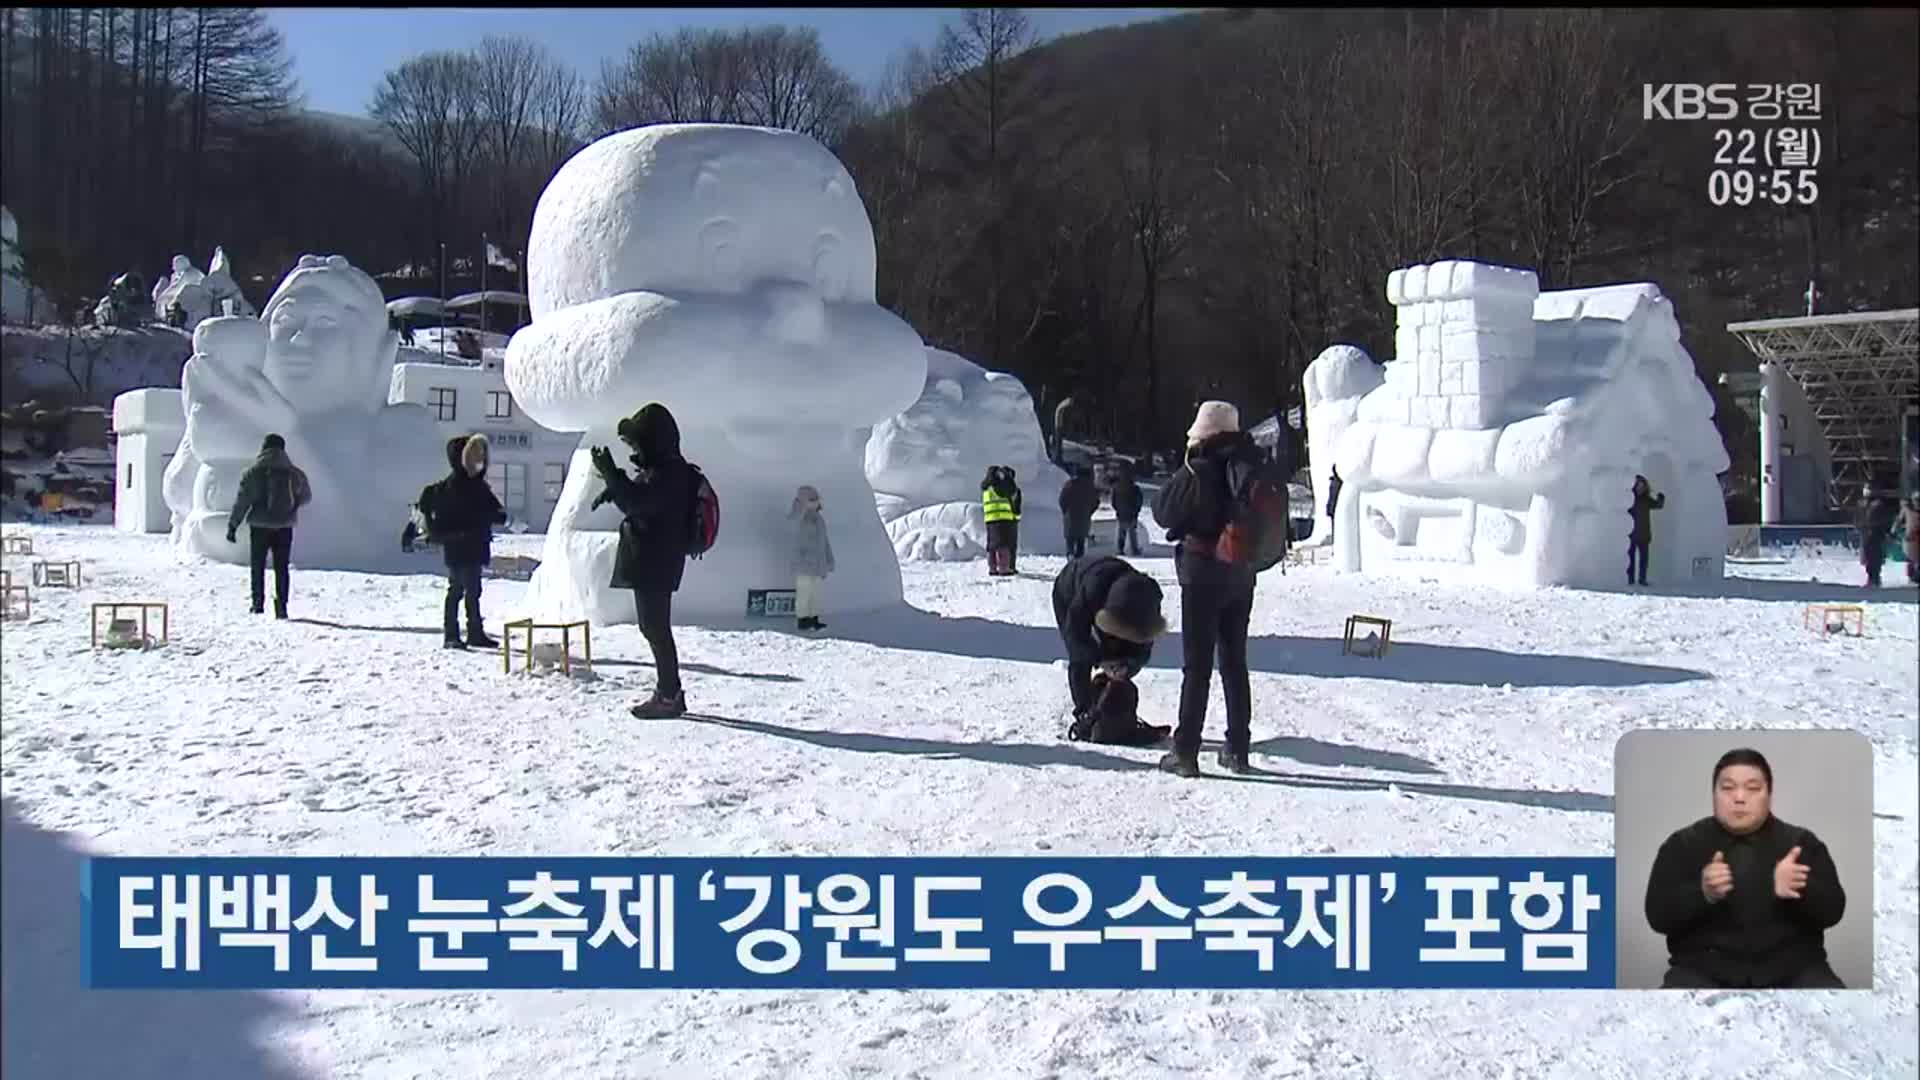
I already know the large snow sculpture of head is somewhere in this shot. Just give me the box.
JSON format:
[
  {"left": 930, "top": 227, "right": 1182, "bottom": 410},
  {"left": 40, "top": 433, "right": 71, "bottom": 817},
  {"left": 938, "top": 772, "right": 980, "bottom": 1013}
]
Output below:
[
  {"left": 865, "top": 347, "right": 1070, "bottom": 561},
  {"left": 1301, "top": 344, "right": 1384, "bottom": 546},
  {"left": 161, "top": 254, "right": 442, "bottom": 570},
  {"left": 505, "top": 123, "right": 929, "bottom": 623}
]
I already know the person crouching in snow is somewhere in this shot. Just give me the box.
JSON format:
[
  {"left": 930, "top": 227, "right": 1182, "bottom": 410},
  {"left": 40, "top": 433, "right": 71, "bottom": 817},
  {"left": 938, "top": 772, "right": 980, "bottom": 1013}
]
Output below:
[
  {"left": 982, "top": 465, "right": 1023, "bottom": 576},
  {"left": 790, "top": 485, "right": 835, "bottom": 631},
  {"left": 405, "top": 433, "right": 507, "bottom": 649},
  {"left": 1052, "top": 554, "right": 1169, "bottom": 743}
]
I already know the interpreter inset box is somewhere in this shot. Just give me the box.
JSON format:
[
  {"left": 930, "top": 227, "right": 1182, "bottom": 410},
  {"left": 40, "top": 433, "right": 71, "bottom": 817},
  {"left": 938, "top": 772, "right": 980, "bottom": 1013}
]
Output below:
[{"left": 1613, "top": 729, "right": 1873, "bottom": 990}]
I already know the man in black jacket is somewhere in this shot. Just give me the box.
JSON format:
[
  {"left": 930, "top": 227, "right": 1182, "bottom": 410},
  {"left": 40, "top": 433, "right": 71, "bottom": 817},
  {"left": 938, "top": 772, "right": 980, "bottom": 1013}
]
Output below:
[
  {"left": 226, "top": 432, "right": 312, "bottom": 619},
  {"left": 1051, "top": 554, "right": 1167, "bottom": 741},
  {"left": 1111, "top": 461, "right": 1145, "bottom": 555},
  {"left": 592, "top": 402, "right": 695, "bottom": 719},
  {"left": 1153, "top": 401, "right": 1265, "bottom": 778},
  {"left": 1058, "top": 467, "right": 1100, "bottom": 559},
  {"left": 411, "top": 433, "right": 507, "bottom": 650},
  {"left": 1643, "top": 748, "right": 1848, "bottom": 989}
]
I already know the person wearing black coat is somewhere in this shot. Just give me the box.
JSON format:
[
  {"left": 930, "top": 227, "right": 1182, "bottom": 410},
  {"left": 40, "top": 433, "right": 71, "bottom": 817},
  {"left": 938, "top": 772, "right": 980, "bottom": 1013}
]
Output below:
[
  {"left": 1856, "top": 487, "right": 1900, "bottom": 588},
  {"left": 1152, "top": 401, "right": 1265, "bottom": 778},
  {"left": 1643, "top": 748, "right": 1847, "bottom": 989},
  {"left": 591, "top": 402, "right": 696, "bottom": 718},
  {"left": 1325, "top": 466, "right": 1343, "bottom": 542},
  {"left": 1058, "top": 468, "right": 1100, "bottom": 558},
  {"left": 1051, "top": 554, "right": 1167, "bottom": 740},
  {"left": 409, "top": 433, "right": 507, "bottom": 649},
  {"left": 1111, "top": 462, "right": 1145, "bottom": 555},
  {"left": 1628, "top": 475, "right": 1666, "bottom": 586}
]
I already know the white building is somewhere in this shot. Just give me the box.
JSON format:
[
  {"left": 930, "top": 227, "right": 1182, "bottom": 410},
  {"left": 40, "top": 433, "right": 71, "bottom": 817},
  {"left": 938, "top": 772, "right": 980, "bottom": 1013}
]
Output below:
[
  {"left": 388, "top": 356, "right": 577, "bottom": 532},
  {"left": 110, "top": 388, "right": 186, "bottom": 533}
]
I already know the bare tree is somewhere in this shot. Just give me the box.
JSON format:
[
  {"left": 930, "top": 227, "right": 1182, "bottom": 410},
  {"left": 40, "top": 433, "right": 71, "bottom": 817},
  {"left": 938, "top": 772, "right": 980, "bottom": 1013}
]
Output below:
[
  {"left": 591, "top": 28, "right": 745, "bottom": 134},
  {"left": 735, "top": 26, "right": 858, "bottom": 142},
  {"left": 528, "top": 59, "right": 586, "bottom": 178},
  {"left": 371, "top": 50, "right": 484, "bottom": 276}
]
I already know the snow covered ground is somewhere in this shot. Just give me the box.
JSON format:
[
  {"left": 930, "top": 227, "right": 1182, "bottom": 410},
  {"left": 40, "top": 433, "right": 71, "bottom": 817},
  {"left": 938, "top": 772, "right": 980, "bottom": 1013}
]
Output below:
[{"left": 3, "top": 523, "right": 1915, "bottom": 1080}]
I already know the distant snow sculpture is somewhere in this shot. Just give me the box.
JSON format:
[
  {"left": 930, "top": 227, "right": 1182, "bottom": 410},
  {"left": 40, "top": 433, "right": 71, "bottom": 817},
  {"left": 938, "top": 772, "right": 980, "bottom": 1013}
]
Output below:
[
  {"left": 154, "top": 254, "right": 214, "bottom": 329},
  {"left": 505, "top": 123, "right": 928, "bottom": 623},
  {"left": 865, "top": 347, "right": 1070, "bottom": 561},
  {"left": 161, "top": 254, "right": 441, "bottom": 570},
  {"left": 1328, "top": 259, "right": 1729, "bottom": 588},
  {"left": 203, "top": 247, "right": 256, "bottom": 320},
  {"left": 1301, "top": 344, "right": 1384, "bottom": 546}
]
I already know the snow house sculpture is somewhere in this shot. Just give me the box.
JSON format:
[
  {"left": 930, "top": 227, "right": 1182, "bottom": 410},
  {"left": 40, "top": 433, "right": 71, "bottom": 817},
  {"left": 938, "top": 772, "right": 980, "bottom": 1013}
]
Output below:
[
  {"left": 1315, "top": 260, "right": 1729, "bottom": 589},
  {"left": 505, "top": 123, "right": 928, "bottom": 624}
]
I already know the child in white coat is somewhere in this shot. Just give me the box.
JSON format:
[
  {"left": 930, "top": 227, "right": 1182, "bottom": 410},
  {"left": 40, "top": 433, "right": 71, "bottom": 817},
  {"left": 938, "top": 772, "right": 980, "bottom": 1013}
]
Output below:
[{"left": 790, "top": 485, "right": 835, "bottom": 631}]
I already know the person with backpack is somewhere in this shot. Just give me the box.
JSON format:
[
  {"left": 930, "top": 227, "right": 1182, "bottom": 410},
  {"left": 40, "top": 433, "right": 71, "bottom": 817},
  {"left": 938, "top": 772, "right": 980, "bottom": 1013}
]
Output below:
[
  {"left": 1052, "top": 553, "right": 1168, "bottom": 743},
  {"left": 405, "top": 433, "right": 506, "bottom": 650},
  {"left": 1628, "top": 474, "right": 1666, "bottom": 586},
  {"left": 981, "top": 465, "right": 1023, "bottom": 576},
  {"left": 225, "top": 432, "right": 312, "bottom": 619},
  {"left": 790, "top": 484, "right": 834, "bottom": 632},
  {"left": 591, "top": 402, "right": 700, "bottom": 718},
  {"left": 1058, "top": 466, "right": 1100, "bottom": 558},
  {"left": 1152, "top": 401, "right": 1283, "bottom": 778},
  {"left": 1111, "top": 460, "right": 1145, "bottom": 555}
]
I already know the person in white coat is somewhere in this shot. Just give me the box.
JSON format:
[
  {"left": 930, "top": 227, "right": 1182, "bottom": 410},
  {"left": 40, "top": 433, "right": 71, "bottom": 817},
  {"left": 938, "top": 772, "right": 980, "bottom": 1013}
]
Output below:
[{"left": 790, "top": 485, "right": 835, "bottom": 632}]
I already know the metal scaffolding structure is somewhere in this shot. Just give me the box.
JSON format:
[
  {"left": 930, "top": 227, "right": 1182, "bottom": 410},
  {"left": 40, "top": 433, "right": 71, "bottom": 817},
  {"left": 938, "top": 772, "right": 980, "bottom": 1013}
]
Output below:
[{"left": 1727, "top": 307, "right": 1919, "bottom": 507}]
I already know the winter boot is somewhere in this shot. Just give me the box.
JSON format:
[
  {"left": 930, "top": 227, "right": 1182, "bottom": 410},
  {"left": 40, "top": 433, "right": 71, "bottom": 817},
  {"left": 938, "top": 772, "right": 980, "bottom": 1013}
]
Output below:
[
  {"left": 1158, "top": 750, "right": 1200, "bottom": 778},
  {"left": 630, "top": 691, "right": 686, "bottom": 719},
  {"left": 466, "top": 626, "right": 499, "bottom": 649},
  {"left": 443, "top": 634, "right": 467, "bottom": 650},
  {"left": 274, "top": 602, "right": 288, "bottom": 620},
  {"left": 1216, "top": 747, "right": 1253, "bottom": 775}
]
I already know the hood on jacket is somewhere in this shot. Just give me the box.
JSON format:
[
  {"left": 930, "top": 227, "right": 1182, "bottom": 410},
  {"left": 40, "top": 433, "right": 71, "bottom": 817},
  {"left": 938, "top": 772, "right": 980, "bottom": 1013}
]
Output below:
[
  {"left": 458, "top": 433, "right": 490, "bottom": 476},
  {"left": 255, "top": 446, "right": 294, "bottom": 469},
  {"left": 1094, "top": 572, "right": 1167, "bottom": 644},
  {"left": 618, "top": 402, "right": 682, "bottom": 465},
  {"left": 791, "top": 485, "right": 823, "bottom": 517}
]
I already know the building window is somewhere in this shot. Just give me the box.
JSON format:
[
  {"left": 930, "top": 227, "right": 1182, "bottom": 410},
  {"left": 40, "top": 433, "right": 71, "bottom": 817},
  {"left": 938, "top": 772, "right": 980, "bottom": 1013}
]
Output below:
[
  {"left": 429, "top": 387, "right": 457, "bottom": 422},
  {"left": 487, "top": 390, "right": 513, "bottom": 420},
  {"left": 125, "top": 463, "right": 134, "bottom": 489},
  {"left": 543, "top": 462, "right": 566, "bottom": 501},
  {"left": 490, "top": 462, "right": 527, "bottom": 514}
]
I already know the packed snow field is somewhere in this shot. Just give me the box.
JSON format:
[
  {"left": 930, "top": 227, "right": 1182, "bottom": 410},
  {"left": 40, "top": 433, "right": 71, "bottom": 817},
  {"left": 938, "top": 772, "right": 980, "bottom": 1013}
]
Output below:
[{"left": 3, "top": 523, "right": 1915, "bottom": 1079}]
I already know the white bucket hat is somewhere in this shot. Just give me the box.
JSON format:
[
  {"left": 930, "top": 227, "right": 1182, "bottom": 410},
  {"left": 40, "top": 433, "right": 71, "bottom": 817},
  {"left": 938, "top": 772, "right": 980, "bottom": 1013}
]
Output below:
[{"left": 1186, "top": 400, "right": 1241, "bottom": 443}]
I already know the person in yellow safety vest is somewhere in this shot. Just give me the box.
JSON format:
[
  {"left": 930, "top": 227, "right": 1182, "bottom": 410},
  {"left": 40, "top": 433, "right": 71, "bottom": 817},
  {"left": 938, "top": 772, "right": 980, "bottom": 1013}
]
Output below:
[{"left": 981, "top": 465, "right": 1023, "bottom": 576}]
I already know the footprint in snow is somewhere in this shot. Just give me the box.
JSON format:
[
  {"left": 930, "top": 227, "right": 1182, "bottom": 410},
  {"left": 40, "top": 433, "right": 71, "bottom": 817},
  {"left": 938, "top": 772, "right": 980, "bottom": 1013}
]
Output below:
[{"left": 858, "top": 1028, "right": 908, "bottom": 1050}]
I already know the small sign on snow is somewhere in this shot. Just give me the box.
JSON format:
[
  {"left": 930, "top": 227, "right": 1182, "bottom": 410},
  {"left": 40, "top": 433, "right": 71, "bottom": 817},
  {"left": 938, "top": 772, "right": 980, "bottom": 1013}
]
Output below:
[{"left": 746, "top": 588, "right": 796, "bottom": 617}]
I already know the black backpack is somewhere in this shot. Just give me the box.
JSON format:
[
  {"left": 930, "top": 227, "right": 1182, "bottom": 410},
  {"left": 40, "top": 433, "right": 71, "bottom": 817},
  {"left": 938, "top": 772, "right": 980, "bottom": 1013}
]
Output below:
[{"left": 1213, "top": 457, "right": 1291, "bottom": 572}]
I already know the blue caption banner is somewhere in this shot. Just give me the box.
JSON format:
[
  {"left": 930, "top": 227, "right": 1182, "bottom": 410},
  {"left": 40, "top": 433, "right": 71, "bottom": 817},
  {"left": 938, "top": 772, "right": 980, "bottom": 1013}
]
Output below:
[{"left": 84, "top": 857, "right": 1616, "bottom": 989}]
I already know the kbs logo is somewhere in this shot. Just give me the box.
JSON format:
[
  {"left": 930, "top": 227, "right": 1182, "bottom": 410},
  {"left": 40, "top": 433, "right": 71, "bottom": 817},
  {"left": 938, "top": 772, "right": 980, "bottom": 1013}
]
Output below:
[{"left": 1643, "top": 83, "right": 1740, "bottom": 121}]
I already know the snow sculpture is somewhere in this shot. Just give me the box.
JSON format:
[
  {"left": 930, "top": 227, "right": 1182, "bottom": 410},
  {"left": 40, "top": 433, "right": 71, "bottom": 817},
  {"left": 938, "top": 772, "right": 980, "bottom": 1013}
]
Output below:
[
  {"left": 1, "top": 203, "right": 53, "bottom": 324},
  {"left": 865, "top": 347, "right": 1070, "bottom": 561},
  {"left": 202, "top": 247, "right": 256, "bottom": 320},
  {"left": 161, "top": 254, "right": 442, "bottom": 570},
  {"left": 1330, "top": 259, "right": 1729, "bottom": 589},
  {"left": 1301, "top": 344, "right": 1384, "bottom": 546},
  {"left": 153, "top": 254, "right": 213, "bottom": 328},
  {"left": 505, "top": 123, "right": 928, "bottom": 623}
]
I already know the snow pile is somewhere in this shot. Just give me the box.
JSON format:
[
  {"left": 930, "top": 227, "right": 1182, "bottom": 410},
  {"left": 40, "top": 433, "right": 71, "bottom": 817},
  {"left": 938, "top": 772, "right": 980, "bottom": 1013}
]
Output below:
[
  {"left": 865, "top": 347, "right": 1070, "bottom": 561},
  {"left": 161, "top": 254, "right": 442, "bottom": 570},
  {"left": 1302, "top": 344, "right": 1384, "bottom": 545},
  {"left": 1325, "top": 260, "right": 1729, "bottom": 589},
  {"left": 1, "top": 523, "right": 1914, "bottom": 1078},
  {"left": 506, "top": 123, "right": 927, "bottom": 624}
]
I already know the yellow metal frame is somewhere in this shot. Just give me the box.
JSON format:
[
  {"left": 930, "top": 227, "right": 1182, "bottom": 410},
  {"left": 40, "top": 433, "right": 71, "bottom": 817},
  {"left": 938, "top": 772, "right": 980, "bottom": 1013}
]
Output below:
[
  {"left": 1343, "top": 614, "right": 1394, "bottom": 657},
  {"left": 502, "top": 618, "right": 594, "bottom": 675},
  {"left": 1802, "top": 603, "right": 1865, "bottom": 637},
  {"left": 32, "top": 560, "right": 81, "bottom": 588},
  {"left": 91, "top": 602, "right": 168, "bottom": 648}
]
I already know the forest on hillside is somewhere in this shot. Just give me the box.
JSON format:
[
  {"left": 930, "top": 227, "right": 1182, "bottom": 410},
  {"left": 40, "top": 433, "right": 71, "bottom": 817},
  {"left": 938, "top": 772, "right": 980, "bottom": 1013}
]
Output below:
[{"left": 3, "top": 7, "right": 1916, "bottom": 496}]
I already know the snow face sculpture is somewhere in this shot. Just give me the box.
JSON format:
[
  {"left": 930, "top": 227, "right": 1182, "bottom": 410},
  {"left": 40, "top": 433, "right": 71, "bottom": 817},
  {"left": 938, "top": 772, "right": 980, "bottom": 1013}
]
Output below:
[
  {"left": 1301, "top": 344, "right": 1384, "bottom": 546},
  {"left": 865, "top": 347, "right": 1070, "bottom": 561},
  {"left": 505, "top": 123, "right": 928, "bottom": 623},
  {"left": 1329, "top": 260, "right": 1729, "bottom": 589},
  {"left": 161, "top": 254, "right": 442, "bottom": 570}
]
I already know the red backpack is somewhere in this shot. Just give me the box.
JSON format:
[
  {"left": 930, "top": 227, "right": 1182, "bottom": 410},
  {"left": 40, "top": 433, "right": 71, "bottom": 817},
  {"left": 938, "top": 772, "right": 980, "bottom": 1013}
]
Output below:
[
  {"left": 686, "top": 464, "right": 719, "bottom": 558},
  {"left": 1214, "top": 458, "right": 1291, "bottom": 572}
]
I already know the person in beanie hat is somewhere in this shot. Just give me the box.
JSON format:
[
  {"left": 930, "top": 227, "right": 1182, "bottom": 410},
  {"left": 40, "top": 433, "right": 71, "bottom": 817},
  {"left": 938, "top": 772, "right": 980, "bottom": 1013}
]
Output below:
[
  {"left": 790, "top": 484, "right": 835, "bottom": 631},
  {"left": 981, "top": 465, "right": 1023, "bottom": 576},
  {"left": 1152, "top": 400, "right": 1265, "bottom": 777},
  {"left": 407, "top": 433, "right": 507, "bottom": 649},
  {"left": 226, "top": 432, "right": 311, "bottom": 618},
  {"left": 1051, "top": 554, "right": 1168, "bottom": 741}
]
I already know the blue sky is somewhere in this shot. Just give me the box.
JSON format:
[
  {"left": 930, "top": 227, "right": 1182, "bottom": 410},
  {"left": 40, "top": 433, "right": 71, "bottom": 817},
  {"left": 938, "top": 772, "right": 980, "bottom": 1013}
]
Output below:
[{"left": 269, "top": 8, "right": 1189, "bottom": 117}]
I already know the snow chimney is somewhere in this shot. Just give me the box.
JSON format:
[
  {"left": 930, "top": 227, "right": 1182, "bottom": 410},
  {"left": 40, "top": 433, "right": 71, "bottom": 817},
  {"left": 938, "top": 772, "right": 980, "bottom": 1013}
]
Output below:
[{"left": 1386, "top": 260, "right": 1538, "bottom": 430}]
